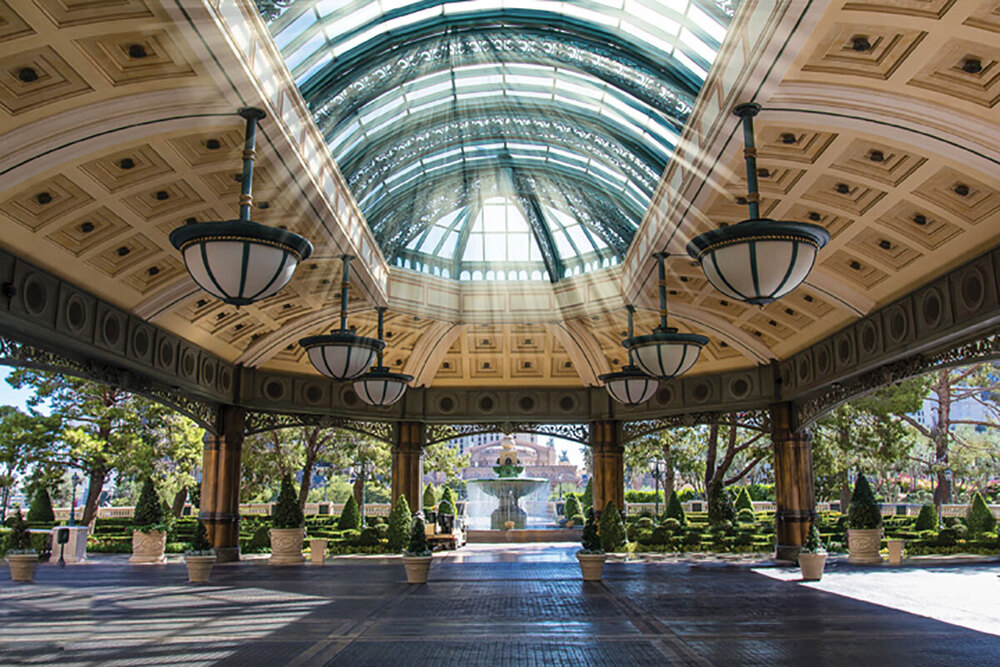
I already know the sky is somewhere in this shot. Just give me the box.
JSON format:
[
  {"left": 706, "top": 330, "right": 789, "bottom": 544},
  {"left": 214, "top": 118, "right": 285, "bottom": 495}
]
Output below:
[{"left": 0, "top": 368, "right": 36, "bottom": 411}]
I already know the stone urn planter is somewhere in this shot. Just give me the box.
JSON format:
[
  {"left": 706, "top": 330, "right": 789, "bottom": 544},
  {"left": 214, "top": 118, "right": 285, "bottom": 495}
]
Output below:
[
  {"left": 402, "top": 555, "right": 433, "bottom": 584},
  {"left": 847, "top": 528, "right": 883, "bottom": 564},
  {"left": 577, "top": 552, "right": 606, "bottom": 581},
  {"left": 130, "top": 530, "right": 166, "bottom": 564},
  {"left": 185, "top": 554, "right": 216, "bottom": 583},
  {"left": 7, "top": 553, "right": 39, "bottom": 582},
  {"left": 887, "top": 538, "right": 905, "bottom": 565},
  {"left": 798, "top": 552, "right": 827, "bottom": 581},
  {"left": 309, "top": 538, "right": 328, "bottom": 566},
  {"left": 269, "top": 528, "right": 305, "bottom": 565}
]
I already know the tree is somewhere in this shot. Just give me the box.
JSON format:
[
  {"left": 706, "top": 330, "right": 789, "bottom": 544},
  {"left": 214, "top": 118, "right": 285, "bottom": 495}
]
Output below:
[
  {"left": 847, "top": 473, "right": 881, "bottom": 530},
  {"left": 272, "top": 474, "right": 304, "bottom": 529},
  {"left": 966, "top": 492, "right": 996, "bottom": 534},
  {"left": 703, "top": 416, "right": 770, "bottom": 521},
  {"left": 27, "top": 487, "right": 55, "bottom": 523},
  {"left": 599, "top": 501, "right": 627, "bottom": 552},
  {"left": 337, "top": 494, "right": 361, "bottom": 530},
  {"left": 422, "top": 441, "right": 470, "bottom": 484},
  {"left": 7, "top": 369, "right": 193, "bottom": 525},
  {"left": 387, "top": 495, "right": 411, "bottom": 552},
  {"left": 406, "top": 514, "right": 430, "bottom": 556},
  {"left": 133, "top": 478, "right": 164, "bottom": 532},
  {"left": 0, "top": 405, "right": 62, "bottom": 522},
  {"left": 580, "top": 508, "right": 601, "bottom": 552}
]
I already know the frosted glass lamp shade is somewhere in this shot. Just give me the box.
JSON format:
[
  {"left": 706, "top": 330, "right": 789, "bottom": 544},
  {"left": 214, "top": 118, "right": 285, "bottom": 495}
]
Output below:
[
  {"left": 170, "top": 220, "right": 313, "bottom": 306},
  {"left": 624, "top": 329, "right": 709, "bottom": 380},
  {"left": 686, "top": 220, "right": 829, "bottom": 306},
  {"left": 599, "top": 366, "right": 659, "bottom": 406},
  {"left": 353, "top": 367, "right": 413, "bottom": 406},
  {"left": 299, "top": 332, "right": 384, "bottom": 380}
]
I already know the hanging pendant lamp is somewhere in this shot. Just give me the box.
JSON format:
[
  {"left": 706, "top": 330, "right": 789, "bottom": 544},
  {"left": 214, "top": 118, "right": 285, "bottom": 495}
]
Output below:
[
  {"left": 623, "top": 253, "right": 708, "bottom": 379},
  {"left": 299, "top": 256, "right": 384, "bottom": 380},
  {"left": 599, "top": 305, "right": 658, "bottom": 406},
  {"left": 170, "top": 108, "right": 313, "bottom": 306},
  {"left": 686, "top": 103, "right": 829, "bottom": 306},
  {"left": 353, "top": 307, "right": 413, "bottom": 406}
]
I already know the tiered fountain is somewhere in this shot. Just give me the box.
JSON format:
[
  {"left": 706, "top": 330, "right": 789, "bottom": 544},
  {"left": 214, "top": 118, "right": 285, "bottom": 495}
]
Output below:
[{"left": 467, "top": 435, "right": 549, "bottom": 530}]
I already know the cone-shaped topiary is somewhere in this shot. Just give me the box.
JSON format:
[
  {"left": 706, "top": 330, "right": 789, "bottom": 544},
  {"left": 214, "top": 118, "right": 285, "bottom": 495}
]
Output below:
[
  {"left": 440, "top": 485, "right": 455, "bottom": 506},
  {"left": 27, "top": 487, "right": 55, "bottom": 524},
  {"left": 735, "top": 487, "right": 754, "bottom": 513},
  {"left": 580, "top": 507, "right": 602, "bottom": 553},
  {"left": 564, "top": 492, "right": 582, "bottom": 520},
  {"left": 800, "top": 523, "right": 826, "bottom": 554},
  {"left": 664, "top": 491, "right": 687, "bottom": 525},
  {"left": 582, "top": 478, "right": 593, "bottom": 512},
  {"left": 405, "top": 513, "right": 431, "bottom": 557},
  {"left": 8, "top": 508, "right": 33, "bottom": 552},
  {"left": 847, "top": 473, "right": 882, "bottom": 530},
  {"left": 388, "top": 495, "right": 411, "bottom": 552},
  {"left": 272, "top": 474, "right": 305, "bottom": 529},
  {"left": 966, "top": 492, "right": 996, "bottom": 534},
  {"left": 423, "top": 484, "right": 437, "bottom": 508},
  {"left": 337, "top": 494, "right": 362, "bottom": 530},
  {"left": 134, "top": 477, "right": 165, "bottom": 532},
  {"left": 437, "top": 497, "right": 455, "bottom": 516},
  {"left": 915, "top": 503, "right": 938, "bottom": 531},
  {"left": 599, "top": 501, "right": 627, "bottom": 552},
  {"left": 188, "top": 520, "right": 213, "bottom": 554}
]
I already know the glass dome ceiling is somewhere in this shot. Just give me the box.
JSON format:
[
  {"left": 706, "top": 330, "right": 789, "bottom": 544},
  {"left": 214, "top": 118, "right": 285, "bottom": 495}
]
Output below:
[{"left": 257, "top": 0, "right": 736, "bottom": 282}]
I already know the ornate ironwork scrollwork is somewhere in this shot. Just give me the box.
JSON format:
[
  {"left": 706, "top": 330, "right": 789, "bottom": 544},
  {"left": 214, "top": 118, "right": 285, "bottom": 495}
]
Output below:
[
  {"left": 425, "top": 421, "right": 590, "bottom": 446},
  {"left": 621, "top": 409, "right": 771, "bottom": 444},
  {"left": 243, "top": 409, "right": 395, "bottom": 444}
]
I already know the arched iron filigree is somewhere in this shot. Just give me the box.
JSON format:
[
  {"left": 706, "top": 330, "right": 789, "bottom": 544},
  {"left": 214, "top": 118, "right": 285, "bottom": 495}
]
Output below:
[
  {"left": 621, "top": 409, "right": 771, "bottom": 445},
  {"left": 243, "top": 410, "right": 395, "bottom": 444},
  {"left": 0, "top": 334, "right": 221, "bottom": 434},
  {"left": 425, "top": 421, "right": 590, "bottom": 447}
]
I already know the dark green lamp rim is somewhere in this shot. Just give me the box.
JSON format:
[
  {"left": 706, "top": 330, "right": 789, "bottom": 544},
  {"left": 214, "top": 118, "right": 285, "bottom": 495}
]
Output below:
[
  {"left": 356, "top": 366, "right": 414, "bottom": 383},
  {"left": 685, "top": 219, "right": 830, "bottom": 260},
  {"left": 623, "top": 331, "right": 710, "bottom": 350},
  {"left": 598, "top": 365, "right": 656, "bottom": 383},
  {"left": 170, "top": 219, "right": 314, "bottom": 260},
  {"left": 299, "top": 331, "right": 386, "bottom": 352}
]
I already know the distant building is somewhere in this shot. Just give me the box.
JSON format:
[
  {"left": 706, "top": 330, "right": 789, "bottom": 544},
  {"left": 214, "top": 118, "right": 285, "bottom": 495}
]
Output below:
[{"left": 912, "top": 389, "right": 993, "bottom": 432}]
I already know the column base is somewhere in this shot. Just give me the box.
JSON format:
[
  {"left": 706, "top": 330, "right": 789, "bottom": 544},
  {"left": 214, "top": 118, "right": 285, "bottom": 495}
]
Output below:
[
  {"left": 774, "top": 544, "right": 801, "bottom": 563},
  {"left": 214, "top": 546, "right": 240, "bottom": 563}
]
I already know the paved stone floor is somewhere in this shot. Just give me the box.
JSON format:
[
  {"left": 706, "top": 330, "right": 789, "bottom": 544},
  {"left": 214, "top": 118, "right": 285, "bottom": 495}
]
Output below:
[{"left": 3, "top": 544, "right": 1000, "bottom": 666}]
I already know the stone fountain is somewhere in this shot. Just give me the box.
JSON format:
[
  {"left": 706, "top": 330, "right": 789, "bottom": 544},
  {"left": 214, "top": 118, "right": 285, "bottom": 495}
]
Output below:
[{"left": 467, "top": 435, "right": 549, "bottom": 530}]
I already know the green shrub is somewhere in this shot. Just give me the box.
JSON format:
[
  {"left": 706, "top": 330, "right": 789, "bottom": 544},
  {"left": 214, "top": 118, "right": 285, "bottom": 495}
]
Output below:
[
  {"left": 966, "top": 492, "right": 996, "bottom": 534},
  {"left": 734, "top": 487, "right": 754, "bottom": 513},
  {"left": 387, "top": 495, "right": 411, "bottom": 552},
  {"left": 134, "top": 478, "right": 166, "bottom": 532},
  {"left": 677, "top": 488, "right": 697, "bottom": 502},
  {"left": 440, "top": 486, "right": 455, "bottom": 506},
  {"left": 734, "top": 532, "right": 754, "bottom": 547},
  {"left": 914, "top": 503, "right": 937, "bottom": 531},
  {"left": 188, "top": 520, "right": 212, "bottom": 553},
  {"left": 580, "top": 508, "right": 601, "bottom": 552},
  {"left": 847, "top": 474, "right": 882, "bottom": 530},
  {"left": 664, "top": 491, "right": 686, "bottom": 526},
  {"left": 568, "top": 513, "right": 585, "bottom": 526},
  {"left": 359, "top": 527, "right": 382, "bottom": 547},
  {"left": 563, "top": 493, "right": 582, "bottom": 519},
  {"left": 405, "top": 514, "right": 431, "bottom": 556},
  {"left": 682, "top": 531, "right": 702, "bottom": 546},
  {"left": 636, "top": 516, "right": 654, "bottom": 530},
  {"left": 438, "top": 497, "right": 455, "bottom": 516},
  {"left": 27, "top": 488, "right": 55, "bottom": 524},
  {"left": 582, "top": 479, "right": 593, "bottom": 512},
  {"left": 599, "top": 501, "right": 627, "bottom": 552},
  {"left": 337, "top": 495, "right": 362, "bottom": 531},
  {"left": 8, "top": 509, "right": 33, "bottom": 552},
  {"left": 423, "top": 484, "right": 437, "bottom": 508},
  {"left": 736, "top": 508, "right": 755, "bottom": 525},
  {"left": 937, "top": 527, "right": 958, "bottom": 547},
  {"left": 801, "top": 523, "right": 826, "bottom": 554},
  {"left": 661, "top": 517, "right": 681, "bottom": 532},
  {"left": 708, "top": 485, "right": 736, "bottom": 527},
  {"left": 272, "top": 474, "right": 305, "bottom": 529}
]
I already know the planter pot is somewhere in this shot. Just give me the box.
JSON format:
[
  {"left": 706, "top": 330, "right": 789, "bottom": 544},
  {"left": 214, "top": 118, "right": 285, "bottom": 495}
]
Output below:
[
  {"left": 7, "top": 553, "right": 38, "bottom": 582},
  {"left": 185, "top": 554, "right": 216, "bottom": 583},
  {"left": 887, "top": 538, "right": 905, "bottom": 565},
  {"left": 309, "top": 539, "right": 328, "bottom": 566},
  {"left": 798, "top": 552, "right": 827, "bottom": 581},
  {"left": 848, "top": 528, "right": 883, "bottom": 564},
  {"left": 269, "top": 528, "right": 305, "bottom": 565},
  {"left": 577, "top": 553, "right": 606, "bottom": 581},
  {"left": 402, "top": 555, "right": 432, "bottom": 584},
  {"left": 129, "top": 530, "right": 166, "bottom": 564}
]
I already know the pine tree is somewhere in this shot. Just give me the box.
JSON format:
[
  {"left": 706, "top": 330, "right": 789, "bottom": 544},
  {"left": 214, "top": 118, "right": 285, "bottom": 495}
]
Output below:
[
  {"left": 800, "top": 523, "right": 826, "bottom": 554},
  {"left": 337, "top": 494, "right": 362, "bottom": 530},
  {"left": 272, "top": 474, "right": 304, "bottom": 529},
  {"left": 406, "top": 513, "right": 431, "bottom": 556},
  {"left": 134, "top": 477, "right": 165, "bottom": 532},
  {"left": 966, "top": 492, "right": 996, "bottom": 534},
  {"left": 599, "top": 501, "right": 627, "bottom": 552},
  {"left": 388, "top": 495, "right": 411, "bottom": 552},
  {"left": 847, "top": 473, "right": 882, "bottom": 529},
  {"left": 27, "top": 487, "right": 55, "bottom": 523},
  {"left": 664, "top": 491, "right": 687, "bottom": 526},
  {"left": 915, "top": 503, "right": 938, "bottom": 531},
  {"left": 734, "top": 487, "right": 754, "bottom": 513},
  {"left": 422, "top": 484, "right": 437, "bottom": 509}
]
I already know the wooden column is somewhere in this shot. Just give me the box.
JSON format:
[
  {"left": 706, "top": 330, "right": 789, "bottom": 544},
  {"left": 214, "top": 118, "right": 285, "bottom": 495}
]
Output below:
[
  {"left": 391, "top": 422, "right": 424, "bottom": 511},
  {"left": 200, "top": 405, "right": 244, "bottom": 562},
  {"left": 771, "top": 402, "right": 816, "bottom": 562},
  {"left": 590, "top": 420, "right": 624, "bottom": 515}
]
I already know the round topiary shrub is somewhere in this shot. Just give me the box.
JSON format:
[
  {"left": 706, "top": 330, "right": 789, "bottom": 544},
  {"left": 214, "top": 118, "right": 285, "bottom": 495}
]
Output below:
[
  {"left": 637, "top": 516, "right": 654, "bottom": 530},
  {"left": 966, "top": 492, "right": 996, "bottom": 535},
  {"left": 847, "top": 473, "right": 882, "bottom": 530},
  {"left": 272, "top": 474, "right": 305, "bottom": 529},
  {"left": 337, "top": 495, "right": 362, "bottom": 531},
  {"left": 915, "top": 503, "right": 938, "bottom": 531},
  {"left": 661, "top": 517, "right": 681, "bottom": 532}
]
